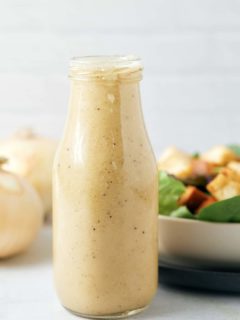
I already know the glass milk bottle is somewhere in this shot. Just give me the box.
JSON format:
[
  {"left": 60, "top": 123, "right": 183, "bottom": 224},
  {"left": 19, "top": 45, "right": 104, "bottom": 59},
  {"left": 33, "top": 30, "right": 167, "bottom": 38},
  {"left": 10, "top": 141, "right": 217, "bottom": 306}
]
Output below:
[{"left": 53, "top": 56, "right": 158, "bottom": 319}]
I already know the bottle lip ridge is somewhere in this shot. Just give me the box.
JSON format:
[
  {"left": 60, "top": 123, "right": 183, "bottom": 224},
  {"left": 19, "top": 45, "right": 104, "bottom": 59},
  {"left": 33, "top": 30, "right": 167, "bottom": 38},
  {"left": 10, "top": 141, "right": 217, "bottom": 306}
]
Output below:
[
  {"left": 69, "top": 55, "right": 142, "bottom": 81},
  {"left": 69, "top": 55, "right": 142, "bottom": 70}
]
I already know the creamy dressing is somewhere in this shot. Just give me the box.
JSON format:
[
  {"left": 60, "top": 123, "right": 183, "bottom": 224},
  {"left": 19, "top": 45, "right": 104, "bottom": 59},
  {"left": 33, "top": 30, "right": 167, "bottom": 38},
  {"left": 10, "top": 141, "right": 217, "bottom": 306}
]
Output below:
[{"left": 53, "top": 56, "right": 158, "bottom": 318}]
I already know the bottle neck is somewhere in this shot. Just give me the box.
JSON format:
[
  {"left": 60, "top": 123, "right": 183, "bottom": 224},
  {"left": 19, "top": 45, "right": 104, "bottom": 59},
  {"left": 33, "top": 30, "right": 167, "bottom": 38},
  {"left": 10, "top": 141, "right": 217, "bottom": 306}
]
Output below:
[
  {"left": 68, "top": 79, "right": 141, "bottom": 116},
  {"left": 64, "top": 78, "right": 145, "bottom": 167}
]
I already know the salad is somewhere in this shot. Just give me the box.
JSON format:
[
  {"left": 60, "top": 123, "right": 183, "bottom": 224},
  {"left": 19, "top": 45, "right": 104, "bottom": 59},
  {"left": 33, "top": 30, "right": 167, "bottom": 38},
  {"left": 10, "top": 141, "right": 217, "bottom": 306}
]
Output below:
[{"left": 158, "top": 145, "right": 240, "bottom": 222}]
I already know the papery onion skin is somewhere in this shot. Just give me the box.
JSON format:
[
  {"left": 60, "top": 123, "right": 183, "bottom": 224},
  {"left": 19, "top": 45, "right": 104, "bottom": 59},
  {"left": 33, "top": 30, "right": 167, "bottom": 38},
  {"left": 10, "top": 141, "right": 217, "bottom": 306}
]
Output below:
[
  {"left": 0, "top": 170, "right": 43, "bottom": 258},
  {"left": 0, "top": 129, "right": 57, "bottom": 217}
]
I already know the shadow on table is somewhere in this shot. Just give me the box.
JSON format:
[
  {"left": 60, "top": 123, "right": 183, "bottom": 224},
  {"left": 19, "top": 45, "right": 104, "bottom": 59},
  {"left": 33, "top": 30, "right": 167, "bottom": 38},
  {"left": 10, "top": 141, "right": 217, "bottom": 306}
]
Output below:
[
  {"left": 0, "top": 225, "right": 52, "bottom": 268},
  {"left": 161, "top": 283, "right": 240, "bottom": 297}
]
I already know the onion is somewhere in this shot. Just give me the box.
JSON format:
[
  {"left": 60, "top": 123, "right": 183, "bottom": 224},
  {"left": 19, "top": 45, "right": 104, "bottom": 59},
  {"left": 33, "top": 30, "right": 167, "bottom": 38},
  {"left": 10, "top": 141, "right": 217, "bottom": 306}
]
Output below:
[
  {"left": 0, "top": 158, "right": 43, "bottom": 258},
  {"left": 0, "top": 129, "right": 57, "bottom": 217}
]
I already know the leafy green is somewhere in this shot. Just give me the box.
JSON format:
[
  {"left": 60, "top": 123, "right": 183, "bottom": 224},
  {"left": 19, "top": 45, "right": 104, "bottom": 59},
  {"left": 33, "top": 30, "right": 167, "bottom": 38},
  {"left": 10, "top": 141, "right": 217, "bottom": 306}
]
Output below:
[
  {"left": 212, "top": 166, "right": 223, "bottom": 174},
  {"left": 170, "top": 206, "right": 194, "bottom": 219},
  {"left": 192, "top": 152, "right": 200, "bottom": 159},
  {"left": 197, "top": 196, "right": 240, "bottom": 222},
  {"left": 159, "top": 171, "right": 186, "bottom": 215},
  {"left": 227, "top": 144, "right": 240, "bottom": 156}
]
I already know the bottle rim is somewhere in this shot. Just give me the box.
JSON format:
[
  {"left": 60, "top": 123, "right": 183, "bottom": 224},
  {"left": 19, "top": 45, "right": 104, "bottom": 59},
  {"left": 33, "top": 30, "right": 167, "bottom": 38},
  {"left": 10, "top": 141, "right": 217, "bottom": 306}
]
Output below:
[
  {"left": 70, "top": 55, "right": 141, "bottom": 69},
  {"left": 69, "top": 55, "right": 142, "bottom": 81}
]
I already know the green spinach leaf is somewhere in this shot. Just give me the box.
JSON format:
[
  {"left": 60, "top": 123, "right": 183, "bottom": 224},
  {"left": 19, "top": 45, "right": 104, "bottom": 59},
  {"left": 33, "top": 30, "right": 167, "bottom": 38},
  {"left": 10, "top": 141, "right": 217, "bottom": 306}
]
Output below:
[
  {"left": 197, "top": 196, "right": 240, "bottom": 222},
  {"left": 159, "top": 171, "right": 186, "bottom": 215},
  {"left": 227, "top": 144, "right": 240, "bottom": 157},
  {"left": 170, "top": 206, "right": 194, "bottom": 219}
]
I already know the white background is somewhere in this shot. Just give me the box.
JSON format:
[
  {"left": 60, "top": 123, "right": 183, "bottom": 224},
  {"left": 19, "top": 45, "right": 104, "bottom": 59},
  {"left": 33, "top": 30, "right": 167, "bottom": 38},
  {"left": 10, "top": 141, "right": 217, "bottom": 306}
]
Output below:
[{"left": 1, "top": 0, "right": 240, "bottom": 156}]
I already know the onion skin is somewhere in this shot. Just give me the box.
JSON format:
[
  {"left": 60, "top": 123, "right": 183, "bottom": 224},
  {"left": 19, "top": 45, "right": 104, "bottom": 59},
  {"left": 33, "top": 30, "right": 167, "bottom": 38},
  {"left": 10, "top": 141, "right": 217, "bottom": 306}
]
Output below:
[
  {"left": 0, "top": 129, "right": 57, "bottom": 217},
  {"left": 0, "top": 170, "right": 43, "bottom": 258}
]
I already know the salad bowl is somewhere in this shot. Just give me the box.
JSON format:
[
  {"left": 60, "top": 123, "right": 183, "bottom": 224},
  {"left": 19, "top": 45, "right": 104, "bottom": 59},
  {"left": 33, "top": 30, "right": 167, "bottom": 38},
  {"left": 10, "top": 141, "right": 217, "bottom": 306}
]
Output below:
[
  {"left": 158, "top": 215, "right": 240, "bottom": 268},
  {"left": 157, "top": 145, "right": 240, "bottom": 268}
]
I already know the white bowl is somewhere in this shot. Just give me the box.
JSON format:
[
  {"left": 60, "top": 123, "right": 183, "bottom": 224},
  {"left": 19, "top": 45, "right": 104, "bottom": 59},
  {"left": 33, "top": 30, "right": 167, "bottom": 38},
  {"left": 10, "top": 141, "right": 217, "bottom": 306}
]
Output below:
[{"left": 158, "top": 215, "right": 240, "bottom": 268}]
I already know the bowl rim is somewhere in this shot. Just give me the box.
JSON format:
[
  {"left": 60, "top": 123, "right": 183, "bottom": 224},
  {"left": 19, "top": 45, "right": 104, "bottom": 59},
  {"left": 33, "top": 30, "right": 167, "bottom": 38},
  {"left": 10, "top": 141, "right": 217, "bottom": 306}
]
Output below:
[{"left": 158, "top": 214, "right": 240, "bottom": 227}]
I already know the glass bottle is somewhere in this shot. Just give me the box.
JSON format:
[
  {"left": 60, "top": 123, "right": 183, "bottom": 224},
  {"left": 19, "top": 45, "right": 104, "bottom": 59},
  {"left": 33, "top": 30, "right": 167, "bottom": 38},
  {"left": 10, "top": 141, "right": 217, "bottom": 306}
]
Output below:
[{"left": 53, "top": 55, "right": 158, "bottom": 319}]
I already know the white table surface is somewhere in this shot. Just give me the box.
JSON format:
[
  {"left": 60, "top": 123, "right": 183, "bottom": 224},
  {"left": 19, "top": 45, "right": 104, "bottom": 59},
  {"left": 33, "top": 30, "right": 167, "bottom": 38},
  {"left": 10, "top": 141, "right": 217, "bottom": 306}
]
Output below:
[{"left": 1, "top": 226, "right": 240, "bottom": 320}]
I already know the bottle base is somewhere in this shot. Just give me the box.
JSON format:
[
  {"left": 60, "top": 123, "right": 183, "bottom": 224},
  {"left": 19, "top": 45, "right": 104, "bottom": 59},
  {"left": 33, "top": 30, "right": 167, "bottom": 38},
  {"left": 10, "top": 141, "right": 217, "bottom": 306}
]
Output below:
[{"left": 64, "top": 304, "right": 148, "bottom": 319}]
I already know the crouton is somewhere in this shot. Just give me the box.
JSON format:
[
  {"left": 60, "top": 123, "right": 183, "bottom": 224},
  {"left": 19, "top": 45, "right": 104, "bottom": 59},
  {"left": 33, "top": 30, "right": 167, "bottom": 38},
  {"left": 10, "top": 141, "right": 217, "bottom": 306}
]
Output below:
[
  {"left": 227, "top": 161, "right": 240, "bottom": 175},
  {"left": 178, "top": 186, "right": 209, "bottom": 212},
  {"left": 196, "top": 197, "right": 216, "bottom": 212},
  {"left": 158, "top": 146, "right": 192, "bottom": 178},
  {"left": 220, "top": 167, "right": 240, "bottom": 183},
  {"left": 201, "top": 145, "right": 236, "bottom": 166},
  {"left": 207, "top": 170, "right": 240, "bottom": 201}
]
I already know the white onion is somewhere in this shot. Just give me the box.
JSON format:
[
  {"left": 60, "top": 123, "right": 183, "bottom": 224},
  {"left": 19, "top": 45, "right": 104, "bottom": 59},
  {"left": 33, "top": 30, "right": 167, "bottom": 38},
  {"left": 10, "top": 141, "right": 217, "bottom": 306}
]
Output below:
[
  {"left": 0, "top": 159, "right": 43, "bottom": 258},
  {"left": 0, "top": 129, "right": 57, "bottom": 217}
]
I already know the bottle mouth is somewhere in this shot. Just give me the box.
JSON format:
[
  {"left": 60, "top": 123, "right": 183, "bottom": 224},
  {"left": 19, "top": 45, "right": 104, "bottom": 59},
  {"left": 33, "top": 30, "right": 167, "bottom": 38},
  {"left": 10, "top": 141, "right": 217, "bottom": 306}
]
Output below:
[{"left": 69, "top": 55, "right": 142, "bottom": 81}]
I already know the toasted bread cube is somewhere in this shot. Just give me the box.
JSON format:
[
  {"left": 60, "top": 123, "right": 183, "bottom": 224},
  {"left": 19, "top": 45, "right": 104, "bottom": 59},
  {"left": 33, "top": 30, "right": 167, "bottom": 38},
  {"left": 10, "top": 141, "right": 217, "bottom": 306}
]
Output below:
[
  {"left": 178, "top": 186, "right": 209, "bottom": 212},
  {"left": 196, "top": 197, "right": 216, "bottom": 212},
  {"left": 201, "top": 145, "right": 236, "bottom": 166},
  {"left": 158, "top": 146, "right": 192, "bottom": 178},
  {"left": 207, "top": 171, "right": 240, "bottom": 200},
  {"left": 220, "top": 167, "right": 240, "bottom": 183},
  {"left": 227, "top": 161, "right": 240, "bottom": 175}
]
